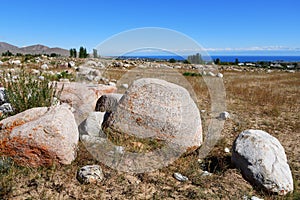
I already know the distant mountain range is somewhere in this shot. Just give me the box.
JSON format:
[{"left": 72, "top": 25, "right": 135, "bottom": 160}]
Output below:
[{"left": 0, "top": 42, "right": 69, "bottom": 56}]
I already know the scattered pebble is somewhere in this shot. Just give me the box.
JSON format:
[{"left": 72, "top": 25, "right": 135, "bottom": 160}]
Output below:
[
  {"left": 201, "top": 171, "right": 212, "bottom": 177},
  {"left": 224, "top": 147, "right": 230, "bottom": 153},
  {"left": 174, "top": 172, "right": 188, "bottom": 182},
  {"left": 121, "top": 83, "right": 129, "bottom": 89},
  {"left": 219, "top": 111, "right": 230, "bottom": 120},
  {"left": 217, "top": 72, "right": 223, "bottom": 78},
  {"left": 77, "top": 165, "right": 104, "bottom": 184}
]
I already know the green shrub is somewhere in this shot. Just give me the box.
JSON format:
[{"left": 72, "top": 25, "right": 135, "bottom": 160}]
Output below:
[
  {"left": 183, "top": 72, "right": 202, "bottom": 77},
  {"left": 0, "top": 70, "right": 63, "bottom": 116}
]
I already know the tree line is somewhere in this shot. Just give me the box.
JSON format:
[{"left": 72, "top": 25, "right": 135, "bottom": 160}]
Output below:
[{"left": 69, "top": 47, "right": 99, "bottom": 58}]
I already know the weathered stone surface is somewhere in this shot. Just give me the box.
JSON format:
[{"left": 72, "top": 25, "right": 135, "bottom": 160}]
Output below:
[
  {"left": 232, "top": 130, "right": 294, "bottom": 195},
  {"left": 174, "top": 172, "right": 188, "bottom": 182},
  {"left": 78, "top": 111, "right": 106, "bottom": 139},
  {"left": 95, "top": 93, "right": 123, "bottom": 113},
  {"left": 56, "top": 82, "right": 117, "bottom": 125},
  {"left": 107, "top": 78, "right": 202, "bottom": 150},
  {"left": 0, "top": 104, "right": 79, "bottom": 167},
  {"left": 77, "top": 165, "right": 104, "bottom": 184}
]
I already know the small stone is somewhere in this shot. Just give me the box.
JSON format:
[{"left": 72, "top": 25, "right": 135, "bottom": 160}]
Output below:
[
  {"left": 224, "top": 147, "right": 230, "bottom": 153},
  {"left": 77, "top": 165, "right": 104, "bottom": 184},
  {"left": 109, "top": 82, "right": 116, "bottom": 87},
  {"left": 208, "top": 71, "right": 215, "bottom": 76},
  {"left": 200, "top": 110, "right": 206, "bottom": 113},
  {"left": 201, "top": 171, "right": 212, "bottom": 177},
  {"left": 0, "top": 103, "right": 13, "bottom": 113},
  {"left": 217, "top": 73, "right": 223, "bottom": 78},
  {"left": 121, "top": 83, "right": 129, "bottom": 89},
  {"left": 174, "top": 172, "right": 188, "bottom": 182},
  {"left": 40, "top": 64, "right": 49, "bottom": 70},
  {"left": 219, "top": 111, "right": 230, "bottom": 120},
  {"left": 251, "top": 196, "right": 264, "bottom": 200}
]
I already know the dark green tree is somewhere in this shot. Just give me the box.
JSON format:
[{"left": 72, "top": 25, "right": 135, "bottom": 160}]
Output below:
[
  {"left": 93, "top": 49, "right": 98, "bottom": 58},
  {"left": 235, "top": 58, "right": 239, "bottom": 65},
  {"left": 169, "top": 58, "right": 176, "bottom": 63},
  {"left": 2, "top": 50, "right": 13, "bottom": 56},
  {"left": 69, "top": 48, "right": 77, "bottom": 58},
  {"left": 215, "top": 58, "right": 221, "bottom": 65},
  {"left": 79, "top": 47, "right": 88, "bottom": 58}
]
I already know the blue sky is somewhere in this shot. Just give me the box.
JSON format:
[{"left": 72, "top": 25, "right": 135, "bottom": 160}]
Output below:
[{"left": 0, "top": 0, "right": 299, "bottom": 55}]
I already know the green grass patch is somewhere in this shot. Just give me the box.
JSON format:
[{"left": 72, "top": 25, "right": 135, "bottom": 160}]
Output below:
[{"left": 0, "top": 70, "right": 63, "bottom": 116}]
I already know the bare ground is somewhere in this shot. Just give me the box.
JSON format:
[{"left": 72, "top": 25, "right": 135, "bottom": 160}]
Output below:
[{"left": 0, "top": 68, "right": 299, "bottom": 199}]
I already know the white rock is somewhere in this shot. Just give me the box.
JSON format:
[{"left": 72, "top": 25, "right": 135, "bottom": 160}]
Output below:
[
  {"left": 217, "top": 73, "right": 223, "bottom": 78},
  {"left": 38, "top": 75, "right": 45, "bottom": 81},
  {"left": 31, "top": 69, "right": 40, "bottom": 75},
  {"left": 174, "top": 65, "right": 182, "bottom": 69},
  {"left": 174, "top": 172, "right": 188, "bottom": 182},
  {"left": 40, "top": 64, "right": 49, "bottom": 70},
  {"left": 109, "top": 82, "right": 116, "bottom": 87},
  {"left": 208, "top": 71, "right": 215, "bottom": 76},
  {"left": 232, "top": 130, "right": 294, "bottom": 195},
  {"left": 201, "top": 171, "right": 212, "bottom": 177},
  {"left": 251, "top": 196, "right": 264, "bottom": 200},
  {"left": 11, "top": 60, "right": 21, "bottom": 65},
  {"left": 77, "top": 165, "right": 104, "bottom": 184},
  {"left": 0, "top": 61, "right": 3, "bottom": 66},
  {"left": 59, "top": 78, "right": 70, "bottom": 82},
  {"left": 121, "top": 83, "right": 129, "bottom": 89},
  {"left": 224, "top": 147, "right": 230, "bottom": 153},
  {"left": 68, "top": 61, "right": 76, "bottom": 67}
]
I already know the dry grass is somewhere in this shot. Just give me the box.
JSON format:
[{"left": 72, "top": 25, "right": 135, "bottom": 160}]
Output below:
[{"left": 0, "top": 67, "right": 299, "bottom": 199}]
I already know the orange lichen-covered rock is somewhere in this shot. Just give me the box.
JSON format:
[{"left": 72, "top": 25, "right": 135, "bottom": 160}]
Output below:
[{"left": 0, "top": 104, "right": 79, "bottom": 167}]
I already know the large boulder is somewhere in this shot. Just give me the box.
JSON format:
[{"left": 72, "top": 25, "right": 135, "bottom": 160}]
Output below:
[
  {"left": 232, "top": 129, "right": 294, "bottom": 195},
  {"left": 106, "top": 78, "right": 202, "bottom": 151},
  {"left": 0, "top": 104, "right": 79, "bottom": 167},
  {"left": 56, "top": 82, "right": 117, "bottom": 125}
]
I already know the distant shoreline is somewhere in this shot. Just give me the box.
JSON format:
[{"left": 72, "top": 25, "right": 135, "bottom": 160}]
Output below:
[{"left": 117, "top": 55, "right": 300, "bottom": 63}]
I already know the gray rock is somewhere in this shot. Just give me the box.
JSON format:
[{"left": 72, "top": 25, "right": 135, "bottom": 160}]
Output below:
[
  {"left": 0, "top": 103, "right": 13, "bottom": 113},
  {"left": 0, "top": 61, "right": 3, "bottom": 66},
  {"left": 77, "top": 165, "right": 104, "bottom": 184},
  {"left": 0, "top": 87, "right": 6, "bottom": 104},
  {"left": 107, "top": 78, "right": 202, "bottom": 150},
  {"left": 232, "top": 130, "right": 294, "bottom": 195},
  {"left": 95, "top": 93, "right": 123, "bottom": 113},
  {"left": 78, "top": 112, "right": 106, "bottom": 139},
  {"left": 174, "top": 172, "right": 188, "bottom": 182},
  {"left": 219, "top": 111, "right": 230, "bottom": 120}
]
